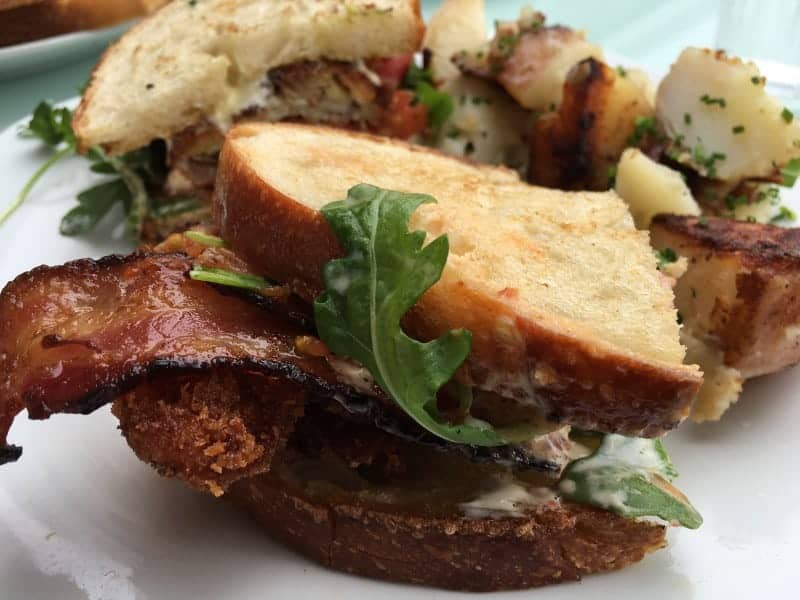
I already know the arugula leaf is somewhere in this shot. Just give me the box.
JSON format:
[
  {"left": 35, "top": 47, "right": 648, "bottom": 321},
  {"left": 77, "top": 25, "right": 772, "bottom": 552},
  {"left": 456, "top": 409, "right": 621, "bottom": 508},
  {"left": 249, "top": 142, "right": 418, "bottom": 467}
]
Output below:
[
  {"left": 314, "top": 184, "right": 506, "bottom": 446},
  {"left": 60, "top": 179, "right": 130, "bottom": 236},
  {"left": 402, "top": 63, "right": 454, "bottom": 132},
  {"left": 559, "top": 435, "right": 702, "bottom": 529},
  {"left": 4, "top": 100, "right": 186, "bottom": 238},
  {"left": 19, "top": 101, "right": 75, "bottom": 148},
  {"left": 415, "top": 82, "right": 454, "bottom": 131}
]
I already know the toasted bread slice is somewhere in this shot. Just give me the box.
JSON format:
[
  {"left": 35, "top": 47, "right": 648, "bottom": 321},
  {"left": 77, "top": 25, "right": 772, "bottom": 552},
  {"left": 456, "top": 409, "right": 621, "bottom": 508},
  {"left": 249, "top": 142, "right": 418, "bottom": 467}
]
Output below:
[
  {"left": 73, "top": 0, "right": 424, "bottom": 155},
  {"left": 0, "top": 0, "right": 167, "bottom": 48},
  {"left": 651, "top": 214, "right": 800, "bottom": 420},
  {"left": 115, "top": 398, "right": 666, "bottom": 591},
  {"left": 214, "top": 123, "right": 702, "bottom": 436}
]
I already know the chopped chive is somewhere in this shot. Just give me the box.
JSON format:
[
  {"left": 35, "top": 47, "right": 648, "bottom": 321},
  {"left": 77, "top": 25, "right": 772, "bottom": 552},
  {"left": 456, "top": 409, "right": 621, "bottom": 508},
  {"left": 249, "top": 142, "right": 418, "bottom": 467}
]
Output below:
[
  {"left": 732, "top": 125, "right": 745, "bottom": 134},
  {"left": 184, "top": 231, "right": 229, "bottom": 247},
  {"left": 189, "top": 265, "right": 271, "bottom": 291},
  {"left": 751, "top": 75, "right": 763, "bottom": 85},
  {"left": 616, "top": 65, "right": 628, "bottom": 77},
  {"left": 700, "top": 94, "right": 726, "bottom": 108},
  {"left": 655, "top": 247, "right": 678, "bottom": 269},
  {"left": 782, "top": 107, "right": 794, "bottom": 123},
  {"left": 684, "top": 113, "right": 692, "bottom": 125}
]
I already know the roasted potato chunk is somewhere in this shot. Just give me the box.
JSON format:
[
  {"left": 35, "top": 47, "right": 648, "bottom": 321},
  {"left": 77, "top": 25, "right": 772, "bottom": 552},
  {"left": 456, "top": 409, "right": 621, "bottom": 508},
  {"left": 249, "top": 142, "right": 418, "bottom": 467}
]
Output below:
[
  {"left": 423, "top": 0, "right": 487, "bottom": 83},
  {"left": 656, "top": 48, "right": 800, "bottom": 181},
  {"left": 528, "top": 58, "right": 654, "bottom": 191},
  {"left": 650, "top": 215, "right": 800, "bottom": 420},
  {"left": 453, "top": 9, "right": 603, "bottom": 112},
  {"left": 615, "top": 148, "right": 700, "bottom": 229}
]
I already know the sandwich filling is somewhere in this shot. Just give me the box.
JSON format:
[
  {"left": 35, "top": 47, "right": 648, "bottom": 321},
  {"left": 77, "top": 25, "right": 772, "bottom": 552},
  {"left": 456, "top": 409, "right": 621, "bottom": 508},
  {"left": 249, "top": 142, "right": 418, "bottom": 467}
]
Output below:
[{"left": 0, "top": 186, "right": 702, "bottom": 530}]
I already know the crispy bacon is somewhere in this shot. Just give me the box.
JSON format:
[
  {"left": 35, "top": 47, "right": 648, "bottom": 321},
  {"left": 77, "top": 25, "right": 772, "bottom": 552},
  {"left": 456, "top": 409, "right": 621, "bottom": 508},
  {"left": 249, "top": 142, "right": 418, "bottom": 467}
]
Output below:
[
  {"left": 0, "top": 247, "right": 564, "bottom": 473},
  {"left": 0, "top": 252, "right": 366, "bottom": 464}
]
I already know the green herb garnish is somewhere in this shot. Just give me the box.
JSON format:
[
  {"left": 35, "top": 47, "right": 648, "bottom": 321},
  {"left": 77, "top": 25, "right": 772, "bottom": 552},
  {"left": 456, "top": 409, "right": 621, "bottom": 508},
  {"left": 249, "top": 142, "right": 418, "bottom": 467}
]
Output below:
[
  {"left": 627, "top": 115, "right": 657, "bottom": 146},
  {"left": 771, "top": 205, "right": 797, "bottom": 223},
  {"left": 616, "top": 65, "right": 628, "bottom": 78},
  {"left": 607, "top": 164, "right": 618, "bottom": 188},
  {"left": 654, "top": 247, "right": 678, "bottom": 269},
  {"left": 732, "top": 125, "right": 745, "bottom": 134},
  {"left": 0, "top": 102, "right": 76, "bottom": 227},
  {"left": 4, "top": 101, "right": 188, "bottom": 238},
  {"left": 684, "top": 112, "right": 692, "bottom": 125},
  {"left": 189, "top": 265, "right": 271, "bottom": 290},
  {"left": 700, "top": 94, "right": 726, "bottom": 108},
  {"left": 402, "top": 64, "right": 454, "bottom": 131},
  {"left": 782, "top": 107, "right": 794, "bottom": 124},
  {"left": 559, "top": 435, "right": 703, "bottom": 529},
  {"left": 313, "top": 184, "right": 507, "bottom": 446},
  {"left": 781, "top": 157, "right": 800, "bottom": 187},
  {"left": 692, "top": 141, "right": 726, "bottom": 178},
  {"left": 184, "top": 231, "right": 229, "bottom": 247}
]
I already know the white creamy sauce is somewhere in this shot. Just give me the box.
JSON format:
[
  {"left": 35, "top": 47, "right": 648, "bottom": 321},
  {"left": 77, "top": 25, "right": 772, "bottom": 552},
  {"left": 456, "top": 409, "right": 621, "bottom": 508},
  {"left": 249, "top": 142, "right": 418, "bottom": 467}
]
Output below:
[
  {"left": 354, "top": 58, "right": 382, "bottom": 86},
  {"left": 459, "top": 477, "right": 557, "bottom": 519}
]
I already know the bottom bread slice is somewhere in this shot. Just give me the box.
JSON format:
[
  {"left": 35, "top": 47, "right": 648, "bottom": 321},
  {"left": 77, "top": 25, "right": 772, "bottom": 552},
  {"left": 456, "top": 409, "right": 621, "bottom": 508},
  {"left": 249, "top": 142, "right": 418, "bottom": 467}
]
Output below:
[{"left": 229, "top": 470, "right": 665, "bottom": 591}]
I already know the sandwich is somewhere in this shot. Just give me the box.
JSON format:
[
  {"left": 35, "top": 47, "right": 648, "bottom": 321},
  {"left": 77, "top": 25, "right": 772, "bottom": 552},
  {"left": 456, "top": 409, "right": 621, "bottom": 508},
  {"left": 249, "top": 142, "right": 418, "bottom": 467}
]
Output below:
[
  {"left": 0, "top": 0, "right": 169, "bottom": 48},
  {"left": 0, "top": 123, "right": 702, "bottom": 590},
  {"left": 67, "top": 0, "right": 427, "bottom": 241}
]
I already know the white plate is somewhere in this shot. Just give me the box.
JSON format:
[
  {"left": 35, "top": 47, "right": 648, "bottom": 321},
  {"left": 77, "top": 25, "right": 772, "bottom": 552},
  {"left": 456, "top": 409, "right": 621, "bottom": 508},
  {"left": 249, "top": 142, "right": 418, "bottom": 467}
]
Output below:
[
  {"left": 0, "top": 103, "right": 799, "bottom": 600},
  {"left": 0, "top": 22, "right": 131, "bottom": 82}
]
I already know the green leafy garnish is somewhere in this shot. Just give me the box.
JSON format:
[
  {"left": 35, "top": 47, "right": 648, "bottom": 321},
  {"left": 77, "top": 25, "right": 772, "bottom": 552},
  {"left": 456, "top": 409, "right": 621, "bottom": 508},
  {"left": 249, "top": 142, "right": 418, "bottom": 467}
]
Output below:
[
  {"left": 189, "top": 265, "right": 271, "bottom": 290},
  {"left": 3, "top": 100, "right": 194, "bottom": 239},
  {"left": 654, "top": 247, "right": 678, "bottom": 269},
  {"left": 184, "top": 231, "right": 229, "bottom": 247},
  {"left": 770, "top": 205, "right": 797, "bottom": 223},
  {"left": 0, "top": 102, "right": 77, "bottom": 227},
  {"left": 60, "top": 179, "right": 129, "bottom": 236},
  {"left": 559, "top": 435, "right": 703, "bottom": 529},
  {"left": 781, "top": 157, "right": 800, "bottom": 187},
  {"left": 782, "top": 107, "right": 794, "bottom": 124},
  {"left": 403, "top": 64, "right": 454, "bottom": 131},
  {"left": 313, "top": 184, "right": 506, "bottom": 446}
]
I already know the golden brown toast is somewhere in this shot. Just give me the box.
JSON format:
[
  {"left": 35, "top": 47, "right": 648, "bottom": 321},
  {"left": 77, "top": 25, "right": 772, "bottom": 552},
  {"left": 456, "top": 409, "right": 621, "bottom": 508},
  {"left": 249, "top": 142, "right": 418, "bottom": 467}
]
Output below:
[
  {"left": 213, "top": 122, "right": 703, "bottom": 436},
  {"left": 73, "top": 0, "right": 424, "bottom": 155}
]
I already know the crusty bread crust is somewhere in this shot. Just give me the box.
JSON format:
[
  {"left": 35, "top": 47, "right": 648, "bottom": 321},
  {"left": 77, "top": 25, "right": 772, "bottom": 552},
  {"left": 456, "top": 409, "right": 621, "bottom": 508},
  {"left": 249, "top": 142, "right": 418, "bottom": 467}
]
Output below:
[
  {"left": 214, "top": 123, "right": 702, "bottom": 437},
  {"left": 0, "top": 0, "right": 166, "bottom": 48},
  {"left": 230, "top": 473, "right": 665, "bottom": 591},
  {"left": 73, "top": 0, "right": 424, "bottom": 155}
]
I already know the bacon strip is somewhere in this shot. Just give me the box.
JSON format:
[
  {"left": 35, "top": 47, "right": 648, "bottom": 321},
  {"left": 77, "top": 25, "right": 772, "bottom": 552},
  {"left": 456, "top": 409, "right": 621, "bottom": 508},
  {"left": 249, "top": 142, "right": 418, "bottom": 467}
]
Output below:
[
  {"left": 0, "top": 249, "right": 563, "bottom": 473},
  {"left": 0, "top": 252, "right": 364, "bottom": 464}
]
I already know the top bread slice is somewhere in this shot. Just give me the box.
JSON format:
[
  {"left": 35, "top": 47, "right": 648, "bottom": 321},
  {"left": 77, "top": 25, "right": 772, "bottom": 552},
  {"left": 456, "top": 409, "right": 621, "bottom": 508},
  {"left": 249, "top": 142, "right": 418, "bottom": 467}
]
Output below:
[
  {"left": 73, "top": 0, "right": 424, "bottom": 155},
  {"left": 214, "top": 123, "right": 702, "bottom": 436}
]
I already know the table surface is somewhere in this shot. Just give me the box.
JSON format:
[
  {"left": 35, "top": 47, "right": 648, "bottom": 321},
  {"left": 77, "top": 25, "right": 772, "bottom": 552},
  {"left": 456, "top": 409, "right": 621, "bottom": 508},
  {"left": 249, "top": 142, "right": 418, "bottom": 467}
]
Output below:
[{"left": 0, "top": 0, "right": 721, "bottom": 131}]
